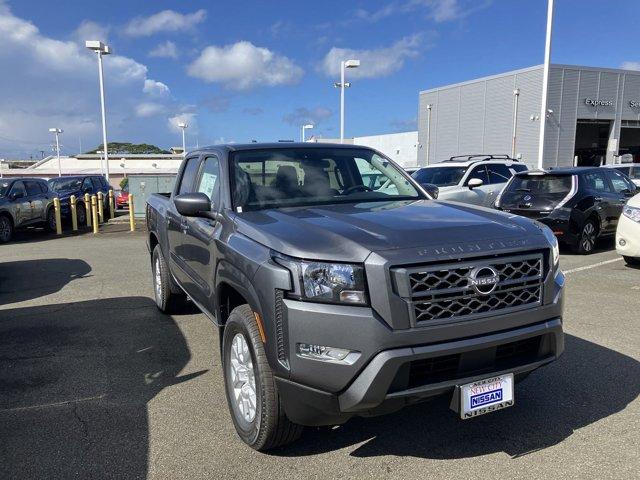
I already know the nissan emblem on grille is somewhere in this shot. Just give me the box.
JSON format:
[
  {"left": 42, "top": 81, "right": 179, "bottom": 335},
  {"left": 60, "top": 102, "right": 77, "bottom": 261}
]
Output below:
[{"left": 467, "top": 266, "right": 500, "bottom": 295}]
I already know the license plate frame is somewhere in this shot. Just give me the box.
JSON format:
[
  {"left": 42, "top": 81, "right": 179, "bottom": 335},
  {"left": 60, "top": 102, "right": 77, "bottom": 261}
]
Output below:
[{"left": 459, "top": 373, "right": 514, "bottom": 419}]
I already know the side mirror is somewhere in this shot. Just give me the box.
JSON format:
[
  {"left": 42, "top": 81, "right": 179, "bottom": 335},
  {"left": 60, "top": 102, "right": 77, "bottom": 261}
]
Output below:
[
  {"left": 468, "top": 178, "right": 484, "bottom": 190},
  {"left": 174, "top": 192, "right": 212, "bottom": 217},
  {"left": 10, "top": 191, "right": 25, "bottom": 200},
  {"left": 420, "top": 183, "right": 439, "bottom": 199}
]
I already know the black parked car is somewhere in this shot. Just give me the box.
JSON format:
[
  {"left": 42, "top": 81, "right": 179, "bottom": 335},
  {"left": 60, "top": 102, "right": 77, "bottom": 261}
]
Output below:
[
  {"left": 47, "top": 175, "right": 110, "bottom": 224},
  {"left": 495, "top": 167, "right": 638, "bottom": 254}
]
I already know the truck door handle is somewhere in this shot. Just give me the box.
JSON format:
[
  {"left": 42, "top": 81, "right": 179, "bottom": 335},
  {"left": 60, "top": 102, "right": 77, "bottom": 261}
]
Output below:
[{"left": 594, "top": 196, "right": 603, "bottom": 202}]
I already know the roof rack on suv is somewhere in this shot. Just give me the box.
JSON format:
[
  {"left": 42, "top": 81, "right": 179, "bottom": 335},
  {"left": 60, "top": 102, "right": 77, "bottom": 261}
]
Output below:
[{"left": 445, "top": 154, "right": 517, "bottom": 162}]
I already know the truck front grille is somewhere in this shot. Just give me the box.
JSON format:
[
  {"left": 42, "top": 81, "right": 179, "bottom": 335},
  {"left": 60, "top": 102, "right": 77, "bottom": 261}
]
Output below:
[{"left": 394, "top": 252, "right": 545, "bottom": 326}]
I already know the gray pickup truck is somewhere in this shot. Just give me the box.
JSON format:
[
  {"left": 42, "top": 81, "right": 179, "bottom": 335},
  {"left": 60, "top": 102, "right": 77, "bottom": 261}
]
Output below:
[{"left": 146, "top": 143, "right": 565, "bottom": 450}]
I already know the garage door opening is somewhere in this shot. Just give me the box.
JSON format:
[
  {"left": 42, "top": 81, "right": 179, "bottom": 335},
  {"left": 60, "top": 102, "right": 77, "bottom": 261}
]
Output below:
[
  {"left": 619, "top": 120, "right": 640, "bottom": 163},
  {"left": 574, "top": 119, "right": 612, "bottom": 166}
]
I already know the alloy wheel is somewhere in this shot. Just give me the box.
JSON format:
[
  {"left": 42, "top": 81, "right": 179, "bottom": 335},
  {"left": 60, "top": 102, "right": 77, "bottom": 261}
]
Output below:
[
  {"left": 229, "top": 333, "right": 257, "bottom": 423},
  {"left": 154, "top": 257, "right": 163, "bottom": 305},
  {"left": 581, "top": 222, "right": 596, "bottom": 252}
]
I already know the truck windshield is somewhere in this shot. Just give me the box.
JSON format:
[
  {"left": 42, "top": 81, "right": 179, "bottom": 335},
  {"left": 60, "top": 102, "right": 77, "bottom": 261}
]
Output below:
[
  {"left": 0, "top": 181, "right": 11, "bottom": 198},
  {"left": 412, "top": 166, "right": 467, "bottom": 187},
  {"left": 48, "top": 178, "right": 82, "bottom": 192},
  {"left": 230, "top": 147, "right": 423, "bottom": 211}
]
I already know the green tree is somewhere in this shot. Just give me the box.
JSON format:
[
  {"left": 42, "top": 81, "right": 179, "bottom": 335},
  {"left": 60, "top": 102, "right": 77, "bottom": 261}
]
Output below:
[
  {"left": 119, "top": 177, "right": 129, "bottom": 190},
  {"left": 86, "top": 142, "right": 170, "bottom": 155}
]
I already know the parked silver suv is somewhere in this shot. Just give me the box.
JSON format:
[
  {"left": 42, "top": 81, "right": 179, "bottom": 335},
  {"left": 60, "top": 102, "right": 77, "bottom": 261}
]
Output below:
[{"left": 412, "top": 155, "right": 528, "bottom": 207}]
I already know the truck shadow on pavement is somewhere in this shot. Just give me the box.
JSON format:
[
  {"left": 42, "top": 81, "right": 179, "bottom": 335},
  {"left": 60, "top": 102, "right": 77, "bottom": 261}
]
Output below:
[
  {"left": 0, "top": 296, "right": 205, "bottom": 479},
  {"left": 281, "top": 334, "right": 639, "bottom": 459},
  {"left": 0, "top": 258, "right": 92, "bottom": 305}
]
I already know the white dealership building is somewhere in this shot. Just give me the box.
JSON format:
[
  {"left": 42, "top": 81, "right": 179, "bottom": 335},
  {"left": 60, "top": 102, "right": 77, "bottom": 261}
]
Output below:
[{"left": 418, "top": 64, "right": 640, "bottom": 168}]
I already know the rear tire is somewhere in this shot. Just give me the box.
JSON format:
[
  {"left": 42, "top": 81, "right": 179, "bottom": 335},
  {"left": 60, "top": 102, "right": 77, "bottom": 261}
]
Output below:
[
  {"left": 46, "top": 207, "right": 57, "bottom": 233},
  {"left": 223, "top": 304, "right": 303, "bottom": 451},
  {"left": 623, "top": 256, "right": 640, "bottom": 266},
  {"left": 0, "top": 215, "right": 13, "bottom": 243},
  {"left": 573, "top": 219, "right": 598, "bottom": 255},
  {"left": 151, "top": 245, "right": 186, "bottom": 313}
]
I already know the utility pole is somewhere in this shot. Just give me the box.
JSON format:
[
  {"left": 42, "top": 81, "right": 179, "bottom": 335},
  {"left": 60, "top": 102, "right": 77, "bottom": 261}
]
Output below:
[{"left": 537, "top": 0, "right": 554, "bottom": 170}]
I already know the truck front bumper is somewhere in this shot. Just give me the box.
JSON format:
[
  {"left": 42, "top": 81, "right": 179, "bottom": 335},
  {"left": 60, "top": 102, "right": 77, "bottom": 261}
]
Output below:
[{"left": 276, "top": 318, "right": 563, "bottom": 426}]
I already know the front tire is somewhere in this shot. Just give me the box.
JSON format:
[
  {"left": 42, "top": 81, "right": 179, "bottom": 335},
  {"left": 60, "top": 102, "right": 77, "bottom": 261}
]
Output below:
[
  {"left": 574, "top": 219, "right": 598, "bottom": 255},
  {"left": 0, "top": 215, "right": 13, "bottom": 243},
  {"left": 623, "top": 256, "right": 640, "bottom": 266},
  {"left": 223, "top": 305, "right": 302, "bottom": 451},
  {"left": 151, "top": 245, "right": 186, "bottom": 313},
  {"left": 76, "top": 203, "right": 87, "bottom": 226}
]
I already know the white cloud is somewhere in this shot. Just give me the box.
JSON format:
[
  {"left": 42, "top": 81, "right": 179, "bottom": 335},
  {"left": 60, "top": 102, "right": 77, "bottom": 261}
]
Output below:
[
  {"left": 135, "top": 102, "right": 167, "bottom": 118},
  {"left": 149, "top": 40, "right": 179, "bottom": 59},
  {"left": 168, "top": 113, "right": 198, "bottom": 135},
  {"left": 0, "top": 2, "right": 183, "bottom": 156},
  {"left": 143, "top": 79, "right": 170, "bottom": 96},
  {"left": 283, "top": 107, "right": 332, "bottom": 126},
  {"left": 355, "top": 0, "right": 488, "bottom": 23},
  {"left": 73, "top": 20, "right": 110, "bottom": 45},
  {"left": 621, "top": 61, "right": 640, "bottom": 71},
  {"left": 187, "top": 41, "right": 303, "bottom": 90},
  {"left": 123, "top": 9, "right": 206, "bottom": 37},
  {"left": 319, "top": 35, "right": 423, "bottom": 79}
]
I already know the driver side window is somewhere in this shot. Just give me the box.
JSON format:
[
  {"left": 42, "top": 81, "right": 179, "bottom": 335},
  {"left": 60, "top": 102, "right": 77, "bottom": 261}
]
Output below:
[
  {"left": 196, "top": 156, "right": 221, "bottom": 208},
  {"left": 82, "top": 178, "right": 93, "bottom": 191},
  {"left": 465, "top": 165, "right": 489, "bottom": 186},
  {"left": 10, "top": 181, "right": 26, "bottom": 198},
  {"left": 607, "top": 169, "right": 635, "bottom": 193}
]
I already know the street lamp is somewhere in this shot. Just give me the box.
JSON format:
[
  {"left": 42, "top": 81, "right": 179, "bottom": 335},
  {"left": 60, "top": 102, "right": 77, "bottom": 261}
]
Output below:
[
  {"left": 49, "top": 128, "right": 63, "bottom": 177},
  {"left": 120, "top": 158, "right": 127, "bottom": 178},
  {"left": 85, "top": 40, "right": 112, "bottom": 182},
  {"left": 301, "top": 124, "right": 314, "bottom": 142},
  {"left": 334, "top": 59, "right": 360, "bottom": 143},
  {"left": 177, "top": 122, "right": 188, "bottom": 156}
]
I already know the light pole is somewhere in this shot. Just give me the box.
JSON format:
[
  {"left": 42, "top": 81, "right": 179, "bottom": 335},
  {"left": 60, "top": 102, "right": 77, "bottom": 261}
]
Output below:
[
  {"left": 49, "top": 128, "right": 63, "bottom": 177},
  {"left": 301, "top": 124, "right": 314, "bottom": 142},
  {"left": 178, "top": 122, "right": 188, "bottom": 156},
  {"left": 86, "top": 40, "right": 112, "bottom": 182},
  {"left": 537, "top": 0, "right": 554, "bottom": 169},
  {"left": 425, "top": 104, "right": 432, "bottom": 165},
  {"left": 512, "top": 89, "right": 520, "bottom": 158},
  {"left": 120, "top": 158, "right": 127, "bottom": 179},
  {"left": 334, "top": 59, "right": 360, "bottom": 143}
]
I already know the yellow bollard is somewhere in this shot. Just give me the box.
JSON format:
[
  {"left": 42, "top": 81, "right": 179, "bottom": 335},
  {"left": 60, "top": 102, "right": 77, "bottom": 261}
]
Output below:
[
  {"left": 128, "top": 193, "right": 135, "bottom": 232},
  {"left": 91, "top": 195, "right": 99, "bottom": 234},
  {"left": 84, "top": 193, "right": 91, "bottom": 227},
  {"left": 97, "top": 191, "right": 104, "bottom": 223},
  {"left": 108, "top": 189, "right": 115, "bottom": 219},
  {"left": 53, "top": 197, "right": 62, "bottom": 235},
  {"left": 70, "top": 195, "right": 78, "bottom": 232}
]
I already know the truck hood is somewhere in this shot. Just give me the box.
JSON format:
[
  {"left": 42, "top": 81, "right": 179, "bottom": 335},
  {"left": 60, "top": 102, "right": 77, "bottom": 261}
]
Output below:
[{"left": 234, "top": 199, "right": 544, "bottom": 262}]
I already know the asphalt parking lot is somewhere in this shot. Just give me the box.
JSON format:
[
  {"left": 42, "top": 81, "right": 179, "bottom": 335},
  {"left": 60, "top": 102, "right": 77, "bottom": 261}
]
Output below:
[{"left": 1, "top": 228, "right": 638, "bottom": 480}]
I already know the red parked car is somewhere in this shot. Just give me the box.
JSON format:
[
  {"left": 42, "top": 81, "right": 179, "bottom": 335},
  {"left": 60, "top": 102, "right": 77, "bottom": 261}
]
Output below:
[{"left": 116, "top": 188, "right": 130, "bottom": 209}]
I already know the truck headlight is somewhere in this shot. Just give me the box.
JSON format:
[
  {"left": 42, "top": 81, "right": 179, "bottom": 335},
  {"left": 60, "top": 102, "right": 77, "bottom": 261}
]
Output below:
[
  {"left": 541, "top": 224, "right": 560, "bottom": 267},
  {"left": 274, "top": 255, "right": 368, "bottom": 305},
  {"left": 623, "top": 205, "right": 640, "bottom": 223}
]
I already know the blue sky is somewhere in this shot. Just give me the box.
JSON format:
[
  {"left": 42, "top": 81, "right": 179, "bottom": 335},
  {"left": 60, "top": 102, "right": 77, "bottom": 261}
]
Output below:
[{"left": 2, "top": 0, "right": 640, "bottom": 158}]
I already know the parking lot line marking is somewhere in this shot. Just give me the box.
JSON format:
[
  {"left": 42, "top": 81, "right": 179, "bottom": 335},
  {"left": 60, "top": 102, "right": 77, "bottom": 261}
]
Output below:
[
  {"left": 563, "top": 258, "right": 623, "bottom": 275},
  {"left": 0, "top": 394, "right": 105, "bottom": 413}
]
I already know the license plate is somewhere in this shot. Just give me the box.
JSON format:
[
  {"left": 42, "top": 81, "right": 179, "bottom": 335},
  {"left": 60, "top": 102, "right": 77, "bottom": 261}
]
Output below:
[{"left": 460, "top": 373, "right": 514, "bottom": 419}]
